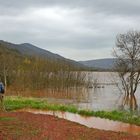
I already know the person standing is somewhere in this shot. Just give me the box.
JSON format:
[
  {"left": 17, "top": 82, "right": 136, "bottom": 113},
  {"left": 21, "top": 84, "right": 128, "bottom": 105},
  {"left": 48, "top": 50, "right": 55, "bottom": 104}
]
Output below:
[{"left": 0, "top": 81, "right": 5, "bottom": 111}]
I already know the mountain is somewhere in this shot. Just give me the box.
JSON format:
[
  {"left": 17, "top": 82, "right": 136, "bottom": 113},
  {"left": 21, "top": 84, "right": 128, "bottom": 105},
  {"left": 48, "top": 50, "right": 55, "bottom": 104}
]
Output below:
[
  {"left": 79, "top": 58, "right": 116, "bottom": 70},
  {"left": 19, "top": 43, "right": 67, "bottom": 60},
  {"left": 0, "top": 40, "right": 84, "bottom": 68},
  {"left": 0, "top": 40, "right": 67, "bottom": 60}
]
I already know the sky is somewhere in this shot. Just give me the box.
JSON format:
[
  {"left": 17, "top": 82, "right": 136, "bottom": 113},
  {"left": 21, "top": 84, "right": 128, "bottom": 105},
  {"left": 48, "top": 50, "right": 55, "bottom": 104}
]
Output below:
[{"left": 0, "top": 0, "right": 140, "bottom": 61}]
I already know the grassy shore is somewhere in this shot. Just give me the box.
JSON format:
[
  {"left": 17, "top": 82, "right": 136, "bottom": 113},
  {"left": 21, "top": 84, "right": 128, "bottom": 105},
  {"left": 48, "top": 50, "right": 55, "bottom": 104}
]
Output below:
[{"left": 3, "top": 96, "right": 140, "bottom": 126}]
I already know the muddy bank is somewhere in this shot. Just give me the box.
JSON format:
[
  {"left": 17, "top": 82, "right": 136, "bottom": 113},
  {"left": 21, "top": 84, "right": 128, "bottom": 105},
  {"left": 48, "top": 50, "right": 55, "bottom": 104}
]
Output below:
[
  {"left": 0, "top": 112, "right": 140, "bottom": 140},
  {"left": 16, "top": 109, "right": 140, "bottom": 135}
]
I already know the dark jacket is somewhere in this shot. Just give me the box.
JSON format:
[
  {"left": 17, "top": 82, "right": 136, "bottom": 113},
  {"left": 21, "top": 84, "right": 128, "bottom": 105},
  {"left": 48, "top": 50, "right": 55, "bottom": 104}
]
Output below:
[{"left": 0, "top": 82, "right": 5, "bottom": 94}]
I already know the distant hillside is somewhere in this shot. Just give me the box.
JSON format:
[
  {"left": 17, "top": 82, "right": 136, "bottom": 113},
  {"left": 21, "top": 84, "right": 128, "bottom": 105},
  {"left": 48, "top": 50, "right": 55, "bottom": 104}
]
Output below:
[
  {"left": 0, "top": 41, "right": 88, "bottom": 91},
  {"left": 0, "top": 40, "right": 84, "bottom": 69},
  {"left": 79, "top": 58, "right": 116, "bottom": 70}
]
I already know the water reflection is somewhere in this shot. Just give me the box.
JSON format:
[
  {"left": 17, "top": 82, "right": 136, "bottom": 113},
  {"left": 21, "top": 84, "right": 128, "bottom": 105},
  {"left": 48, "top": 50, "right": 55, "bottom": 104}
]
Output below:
[
  {"left": 7, "top": 72, "right": 140, "bottom": 111},
  {"left": 121, "top": 94, "right": 138, "bottom": 111}
]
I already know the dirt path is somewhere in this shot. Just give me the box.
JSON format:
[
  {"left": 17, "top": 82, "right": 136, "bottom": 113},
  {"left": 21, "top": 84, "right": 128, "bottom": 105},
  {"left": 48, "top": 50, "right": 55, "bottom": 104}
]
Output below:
[{"left": 0, "top": 112, "right": 140, "bottom": 140}]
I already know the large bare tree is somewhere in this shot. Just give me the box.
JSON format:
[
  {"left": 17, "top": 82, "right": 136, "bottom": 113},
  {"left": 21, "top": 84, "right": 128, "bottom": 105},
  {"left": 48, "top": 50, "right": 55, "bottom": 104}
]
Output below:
[{"left": 114, "top": 30, "right": 140, "bottom": 110}]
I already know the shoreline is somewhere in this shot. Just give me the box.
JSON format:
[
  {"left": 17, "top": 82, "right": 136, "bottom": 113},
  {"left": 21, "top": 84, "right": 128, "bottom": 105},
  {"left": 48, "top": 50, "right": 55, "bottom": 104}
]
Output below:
[{"left": 4, "top": 96, "right": 140, "bottom": 126}]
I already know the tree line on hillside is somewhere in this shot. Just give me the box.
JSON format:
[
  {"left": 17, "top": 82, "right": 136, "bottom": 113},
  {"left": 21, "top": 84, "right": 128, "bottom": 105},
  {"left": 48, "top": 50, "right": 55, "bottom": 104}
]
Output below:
[{"left": 0, "top": 44, "right": 88, "bottom": 94}]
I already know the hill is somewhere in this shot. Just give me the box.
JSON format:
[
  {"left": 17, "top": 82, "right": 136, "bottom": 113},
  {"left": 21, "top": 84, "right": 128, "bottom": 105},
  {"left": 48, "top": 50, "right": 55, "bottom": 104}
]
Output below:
[
  {"left": 79, "top": 58, "right": 116, "bottom": 70},
  {"left": 0, "top": 40, "right": 84, "bottom": 69},
  {"left": 0, "top": 41, "right": 88, "bottom": 91}
]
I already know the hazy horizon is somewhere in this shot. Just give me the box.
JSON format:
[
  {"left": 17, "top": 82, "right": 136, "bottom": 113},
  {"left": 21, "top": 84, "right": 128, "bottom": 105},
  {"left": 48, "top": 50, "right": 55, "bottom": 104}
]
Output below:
[{"left": 0, "top": 0, "right": 140, "bottom": 60}]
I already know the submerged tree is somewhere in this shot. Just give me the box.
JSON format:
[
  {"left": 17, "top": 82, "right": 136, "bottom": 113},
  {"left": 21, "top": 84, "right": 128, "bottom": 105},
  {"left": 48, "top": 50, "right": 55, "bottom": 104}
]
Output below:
[{"left": 114, "top": 30, "right": 140, "bottom": 110}]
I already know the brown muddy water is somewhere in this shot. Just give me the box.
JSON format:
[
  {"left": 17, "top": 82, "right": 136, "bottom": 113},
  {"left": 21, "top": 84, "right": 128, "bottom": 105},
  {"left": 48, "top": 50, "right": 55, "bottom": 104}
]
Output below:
[
  {"left": 16, "top": 109, "right": 140, "bottom": 135},
  {"left": 43, "top": 72, "right": 140, "bottom": 111},
  {"left": 8, "top": 72, "right": 140, "bottom": 111}
]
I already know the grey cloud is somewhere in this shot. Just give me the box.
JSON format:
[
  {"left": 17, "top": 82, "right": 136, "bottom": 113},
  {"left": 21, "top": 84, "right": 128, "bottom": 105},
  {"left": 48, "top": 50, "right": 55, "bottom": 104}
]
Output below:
[
  {"left": 0, "top": 0, "right": 140, "bottom": 16},
  {"left": 0, "top": 0, "right": 140, "bottom": 60}
]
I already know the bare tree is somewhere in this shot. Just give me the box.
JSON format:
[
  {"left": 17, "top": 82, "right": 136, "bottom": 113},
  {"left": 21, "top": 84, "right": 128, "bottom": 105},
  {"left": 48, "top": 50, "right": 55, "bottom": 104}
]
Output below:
[{"left": 114, "top": 30, "right": 140, "bottom": 110}]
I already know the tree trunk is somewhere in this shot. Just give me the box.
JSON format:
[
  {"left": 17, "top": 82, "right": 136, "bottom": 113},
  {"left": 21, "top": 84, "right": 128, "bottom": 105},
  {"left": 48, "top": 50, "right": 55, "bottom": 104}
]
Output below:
[{"left": 130, "top": 95, "right": 138, "bottom": 111}]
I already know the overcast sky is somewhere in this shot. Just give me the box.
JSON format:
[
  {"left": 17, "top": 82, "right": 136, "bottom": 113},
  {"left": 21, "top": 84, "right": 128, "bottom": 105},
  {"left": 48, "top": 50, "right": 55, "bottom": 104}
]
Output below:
[{"left": 0, "top": 0, "right": 140, "bottom": 60}]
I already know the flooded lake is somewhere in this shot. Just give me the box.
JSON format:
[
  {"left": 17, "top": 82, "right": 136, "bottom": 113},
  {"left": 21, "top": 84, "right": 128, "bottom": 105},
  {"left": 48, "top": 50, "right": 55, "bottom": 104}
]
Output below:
[
  {"left": 8, "top": 72, "right": 140, "bottom": 111},
  {"left": 45, "top": 72, "right": 140, "bottom": 111}
]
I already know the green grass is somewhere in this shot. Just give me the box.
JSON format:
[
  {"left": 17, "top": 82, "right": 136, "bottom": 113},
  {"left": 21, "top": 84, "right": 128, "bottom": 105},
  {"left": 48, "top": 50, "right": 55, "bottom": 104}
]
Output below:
[{"left": 4, "top": 96, "right": 140, "bottom": 126}]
